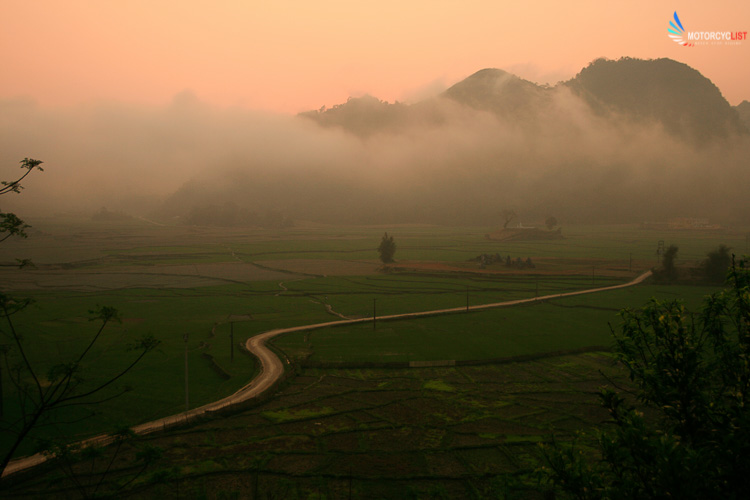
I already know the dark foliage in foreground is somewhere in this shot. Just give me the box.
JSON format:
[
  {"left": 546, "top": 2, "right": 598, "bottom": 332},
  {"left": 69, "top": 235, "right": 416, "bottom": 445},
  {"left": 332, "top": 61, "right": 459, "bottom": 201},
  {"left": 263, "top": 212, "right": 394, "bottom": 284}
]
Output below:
[
  {"left": 703, "top": 244, "right": 732, "bottom": 284},
  {"left": 542, "top": 257, "right": 750, "bottom": 499}
]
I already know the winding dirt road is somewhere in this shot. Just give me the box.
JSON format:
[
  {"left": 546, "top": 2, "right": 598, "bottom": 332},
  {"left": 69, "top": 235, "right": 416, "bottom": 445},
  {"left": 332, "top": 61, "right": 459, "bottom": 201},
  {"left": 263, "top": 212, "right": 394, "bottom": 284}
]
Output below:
[{"left": 3, "top": 269, "right": 652, "bottom": 478}]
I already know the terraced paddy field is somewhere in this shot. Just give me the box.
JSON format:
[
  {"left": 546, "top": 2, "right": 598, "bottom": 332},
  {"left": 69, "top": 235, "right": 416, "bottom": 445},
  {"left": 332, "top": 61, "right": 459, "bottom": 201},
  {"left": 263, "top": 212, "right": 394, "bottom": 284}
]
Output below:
[{"left": 4, "top": 352, "right": 629, "bottom": 499}]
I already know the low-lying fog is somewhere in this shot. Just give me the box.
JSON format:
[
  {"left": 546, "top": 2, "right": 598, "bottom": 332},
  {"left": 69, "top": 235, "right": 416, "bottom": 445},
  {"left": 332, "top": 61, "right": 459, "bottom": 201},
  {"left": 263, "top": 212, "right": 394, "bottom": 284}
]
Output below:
[{"left": 1, "top": 82, "right": 747, "bottom": 226}]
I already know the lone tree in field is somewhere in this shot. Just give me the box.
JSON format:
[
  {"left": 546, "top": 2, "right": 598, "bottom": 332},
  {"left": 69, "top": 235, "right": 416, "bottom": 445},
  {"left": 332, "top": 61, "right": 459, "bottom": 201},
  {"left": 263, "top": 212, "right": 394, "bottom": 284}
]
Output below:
[
  {"left": 542, "top": 257, "right": 750, "bottom": 499},
  {"left": 0, "top": 159, "right": 160, "bottom": 479},
  {"left": 660, "top": 244, "right": 679, "bottom": 281},
  {"left": 378, "top": 232, "right": 396, "bottom": 263},
  {"left": 501, "top": 209, "right": 517, "bottom": 229},
  {"left": 545, "top": 216, "right": 558, "bottom": 230}
]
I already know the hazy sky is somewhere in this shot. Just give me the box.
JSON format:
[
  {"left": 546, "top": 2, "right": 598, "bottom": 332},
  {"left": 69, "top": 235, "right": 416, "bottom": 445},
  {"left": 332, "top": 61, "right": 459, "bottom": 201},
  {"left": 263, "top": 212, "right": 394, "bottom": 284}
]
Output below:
[{"left": 2, "top": 1, "right": 748, "bottom": 112}]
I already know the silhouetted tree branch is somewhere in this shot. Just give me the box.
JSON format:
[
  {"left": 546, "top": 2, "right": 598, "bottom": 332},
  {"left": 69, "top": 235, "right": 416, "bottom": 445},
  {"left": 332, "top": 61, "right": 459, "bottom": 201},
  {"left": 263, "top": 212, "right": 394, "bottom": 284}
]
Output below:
[
  {"left": 0, "top": 159, "right": 160, "bottom": 480},
  {"left": 501, "top": 209, "right": 516, "bottom": 229}
]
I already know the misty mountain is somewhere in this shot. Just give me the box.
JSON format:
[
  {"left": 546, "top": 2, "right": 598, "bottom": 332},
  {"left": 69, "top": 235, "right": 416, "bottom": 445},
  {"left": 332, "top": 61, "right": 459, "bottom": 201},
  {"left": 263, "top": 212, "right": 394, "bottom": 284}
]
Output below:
[
  {"left": 566, "top": 58, "right": 746, "bottom": 141},
  {"left": 150, "top": 57, "right": 750, "bottom": 227},
  {"left": 298, "top": 96, "right": 412, "bottom": 137},
  {"left": 300, "top": 69, "right": 551, "bottom": 136},
  {"left": 736, "top": 100, "right": 750, "bottom": 129},
  {"left": 441, "top": 68, "right": 549, "bottom": 119},
  {"left": 299, "top": 68, "right": 554, "bottom": 137},
  {"left": 3, "top": 57, "right": 748, "bottom": 228},
  {"left": 302, "top": 58, "right": 746, "bottom": 142}
]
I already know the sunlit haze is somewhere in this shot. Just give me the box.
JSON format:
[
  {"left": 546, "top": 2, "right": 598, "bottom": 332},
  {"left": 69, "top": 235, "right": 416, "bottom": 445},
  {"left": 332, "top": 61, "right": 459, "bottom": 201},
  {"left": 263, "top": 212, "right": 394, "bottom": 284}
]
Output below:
[
  {"left": 2, "top": 4, "right": 750, "bottom": 489},
  {"left": 2, "top": 1, "right": 748, "bottom": 111},
  {"left": 0, "top": 1, "right": 748, "bottom": 225}
]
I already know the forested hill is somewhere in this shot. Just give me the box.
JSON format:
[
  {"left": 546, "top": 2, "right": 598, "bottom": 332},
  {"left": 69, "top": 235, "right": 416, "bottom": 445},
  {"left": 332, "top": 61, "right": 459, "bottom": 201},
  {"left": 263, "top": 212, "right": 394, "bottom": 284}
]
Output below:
[
  {"left": 566, "top": 57, "right": 746, "bottom": 141},
  {"left": 302, "top": 57, "right": 746, "bottom": 142}
]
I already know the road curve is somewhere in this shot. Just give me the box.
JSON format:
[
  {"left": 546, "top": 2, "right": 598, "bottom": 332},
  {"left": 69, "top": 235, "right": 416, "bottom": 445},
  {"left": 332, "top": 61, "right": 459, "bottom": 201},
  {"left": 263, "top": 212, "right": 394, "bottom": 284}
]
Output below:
[{"left": 3, "top": 270, "right": 652, "bottom": 478}]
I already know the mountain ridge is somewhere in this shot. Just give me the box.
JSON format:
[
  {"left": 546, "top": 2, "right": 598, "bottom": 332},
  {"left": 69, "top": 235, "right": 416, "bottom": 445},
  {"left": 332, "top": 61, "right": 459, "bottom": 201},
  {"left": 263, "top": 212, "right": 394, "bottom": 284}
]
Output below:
[{"left": 301, "top": 57, "right": 746, "bottom": 142}]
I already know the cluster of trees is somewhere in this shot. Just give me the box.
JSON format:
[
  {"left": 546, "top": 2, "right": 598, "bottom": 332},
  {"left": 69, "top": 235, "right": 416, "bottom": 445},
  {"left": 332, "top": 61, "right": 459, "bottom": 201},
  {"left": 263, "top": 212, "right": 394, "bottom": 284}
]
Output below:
[
  {"left": 470, "top": 253, "right": 505, "bottom": 265},
  {"left": 704, "top": 244, "right": 733, "bottom": 283},
  {"left": 506, "top": 255, "right": 535, "bottom": 269},
  {"left": 542, "top": 256, "right": 750, "bottom": 499},
  {"left": 657, "top": 243, "right": 734, "bottom": 283},
  {"left": 469, "top": 253, "right": 536, "bottom": 269}
]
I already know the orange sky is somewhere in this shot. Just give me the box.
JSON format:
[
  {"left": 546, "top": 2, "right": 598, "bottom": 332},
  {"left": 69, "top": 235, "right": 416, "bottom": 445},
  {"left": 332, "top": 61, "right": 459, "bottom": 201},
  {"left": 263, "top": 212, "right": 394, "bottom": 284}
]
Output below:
[{"left": 1, "top": 1, "right": 748, "bottom": 113}]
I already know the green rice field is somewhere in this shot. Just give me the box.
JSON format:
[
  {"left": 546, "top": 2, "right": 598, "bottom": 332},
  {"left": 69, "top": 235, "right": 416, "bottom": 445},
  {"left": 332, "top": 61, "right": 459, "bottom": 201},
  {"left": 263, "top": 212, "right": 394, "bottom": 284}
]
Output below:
[{"left": 0, "top": 215, "right": 745, "bottom": 490}]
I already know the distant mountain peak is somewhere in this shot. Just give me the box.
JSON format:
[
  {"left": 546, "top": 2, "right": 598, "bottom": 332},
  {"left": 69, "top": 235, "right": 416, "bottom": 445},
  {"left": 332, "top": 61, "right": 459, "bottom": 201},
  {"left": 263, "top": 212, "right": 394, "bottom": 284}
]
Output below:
[
  {"left": 441, "top": 68, "right": 546, "bottom": 115},
  {"left": 454, "top": 67, "right": 516, "bottom": 82},
  {"left": 735, "top": 100, "right": 750, "bottom": 129},
  {"left": 566, "top": 57, "right": 745, "bottom": 140}
]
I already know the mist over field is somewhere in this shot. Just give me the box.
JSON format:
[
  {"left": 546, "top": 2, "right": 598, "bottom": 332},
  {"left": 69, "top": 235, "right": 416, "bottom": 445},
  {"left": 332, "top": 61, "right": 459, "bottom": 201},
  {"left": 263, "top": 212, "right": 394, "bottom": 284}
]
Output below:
[{"left": 1, "top": 58, "right": 748, "bottom": 226}]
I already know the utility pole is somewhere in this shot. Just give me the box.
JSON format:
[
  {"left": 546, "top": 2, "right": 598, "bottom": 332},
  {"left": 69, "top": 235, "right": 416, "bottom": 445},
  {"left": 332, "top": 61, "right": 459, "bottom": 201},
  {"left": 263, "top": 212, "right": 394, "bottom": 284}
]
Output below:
[
  {"left": 183, "top": 333, "right": 189, "bottom": 412},
  {"left": 230, "top": 321, "right": 234, "bottom": 362}
]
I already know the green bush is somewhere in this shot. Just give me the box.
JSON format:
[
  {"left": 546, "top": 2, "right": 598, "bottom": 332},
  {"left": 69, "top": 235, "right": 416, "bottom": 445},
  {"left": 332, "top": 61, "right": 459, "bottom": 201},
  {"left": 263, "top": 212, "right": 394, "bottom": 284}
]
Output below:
[{"left": 542, "top": 258, "right": 750, "bottom": 499}]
